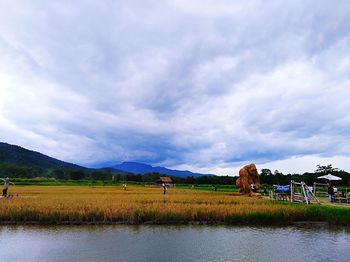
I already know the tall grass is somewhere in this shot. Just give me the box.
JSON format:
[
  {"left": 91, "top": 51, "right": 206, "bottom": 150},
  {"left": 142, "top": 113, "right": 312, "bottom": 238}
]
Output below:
[{"left": 0, "top": 186, "right": 349, "bottom": 225}]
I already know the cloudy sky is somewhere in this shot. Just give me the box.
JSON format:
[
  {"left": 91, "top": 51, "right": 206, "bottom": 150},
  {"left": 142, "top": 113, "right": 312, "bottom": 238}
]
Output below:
[{"left": 1, "top": 0, "right": 350, "bottom": 175}]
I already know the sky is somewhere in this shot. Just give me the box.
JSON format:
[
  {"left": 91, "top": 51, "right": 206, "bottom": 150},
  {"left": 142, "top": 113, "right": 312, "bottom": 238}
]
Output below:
[{"left": 1, "top": 0, "right": 350, "bottom": 176}]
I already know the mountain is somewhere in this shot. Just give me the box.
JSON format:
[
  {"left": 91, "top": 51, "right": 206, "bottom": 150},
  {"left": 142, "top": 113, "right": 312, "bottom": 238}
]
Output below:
[
  {"left": 0, "top": 142, "right": 86, "bottom": 170},
  {"left": 111, "top": 161, "right": 214, "bottom": 177},
  {"left": 0, "top": 142, "right": 214, "bottom": 178}
]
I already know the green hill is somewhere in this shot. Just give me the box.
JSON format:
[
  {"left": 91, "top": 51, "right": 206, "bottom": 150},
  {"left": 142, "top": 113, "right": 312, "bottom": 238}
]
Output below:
[
  {"left": 0, "top": 142, "right": 131, "bottom": 179},
  {"left": 0, "top": 142, "right": 86, "bottom": 170}
]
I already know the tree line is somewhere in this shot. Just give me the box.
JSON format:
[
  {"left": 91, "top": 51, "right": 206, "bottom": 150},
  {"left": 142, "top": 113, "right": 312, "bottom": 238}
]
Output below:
[
  {"left": 0, "top": 163, "right": 349, "bottom": 186},
  {"left": 259, "top": 165, "right": 350, "bottom": 186}
]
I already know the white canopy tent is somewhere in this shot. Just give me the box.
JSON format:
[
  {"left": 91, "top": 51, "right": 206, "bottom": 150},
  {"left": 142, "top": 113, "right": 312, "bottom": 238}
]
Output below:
[{"left": 317, "top": 174, "right": 342, "bottom": 181}]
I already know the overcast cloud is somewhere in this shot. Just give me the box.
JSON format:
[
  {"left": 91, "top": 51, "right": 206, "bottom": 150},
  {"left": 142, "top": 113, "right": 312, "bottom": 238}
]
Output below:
[{"left": 1, "top": 0, "right": 350, "bottom": 175}]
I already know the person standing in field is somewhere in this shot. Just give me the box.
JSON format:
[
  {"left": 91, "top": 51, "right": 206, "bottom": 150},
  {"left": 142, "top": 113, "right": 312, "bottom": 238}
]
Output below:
[
  {"left": 333, "top": 186, "right": 338, "bottom": 196},
  {"left": 1, "top": 177, "right": 14, "bottom": 197},
  {"left": 327, "top": 184, "right": 334, "bottom": 203},
  {"left": 162, "top": 183, "right": 167, "bottom": 195}
]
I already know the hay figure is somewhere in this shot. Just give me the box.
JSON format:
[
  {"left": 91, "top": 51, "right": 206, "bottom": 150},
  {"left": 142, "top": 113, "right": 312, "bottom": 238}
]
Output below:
[{"left": 236, "top": 163, "right": 260, "bottom": 195}]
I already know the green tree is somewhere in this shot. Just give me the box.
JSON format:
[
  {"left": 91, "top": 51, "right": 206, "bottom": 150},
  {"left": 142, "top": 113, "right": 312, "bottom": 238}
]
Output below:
[
  {"left": 69, "top": 170, "right": 85, "bottom": 180},
  {"left": 260, "top": 169, "right": 272, "bottom": 176},
  {"left": 51, "top": 169, "right": 67, "bottom": 179},
  {"left": 91, "top": 171, "right": 105, "bottom": 181},
  {"left": 315, "top": 164, "right": 339, "bottom": 174}
]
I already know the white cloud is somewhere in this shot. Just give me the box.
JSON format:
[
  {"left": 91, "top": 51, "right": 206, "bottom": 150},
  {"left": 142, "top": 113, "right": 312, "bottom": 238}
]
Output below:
[{"left": 0, "top": 1, "right": 350, "bottom": 174}]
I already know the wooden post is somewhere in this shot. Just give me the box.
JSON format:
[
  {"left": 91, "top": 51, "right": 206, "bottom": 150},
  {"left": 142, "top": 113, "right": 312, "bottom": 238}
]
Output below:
[
  {"left": 290, "top": 180, "right": 292, "bottom": 203},
  {"left": 301, "top": 182, "right": 309, "bottom": 204},
  {"left": 313, "top": 182, "right": 316, "bottom": 195}
]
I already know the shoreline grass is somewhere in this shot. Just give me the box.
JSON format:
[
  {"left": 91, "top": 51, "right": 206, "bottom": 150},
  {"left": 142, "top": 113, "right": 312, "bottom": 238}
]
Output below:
[{"left": 0, "top": 186, "right": 349, "bottom": 226}]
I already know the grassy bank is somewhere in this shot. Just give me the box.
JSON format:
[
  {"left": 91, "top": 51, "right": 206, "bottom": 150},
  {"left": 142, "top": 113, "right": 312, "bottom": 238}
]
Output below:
[{"left": 0, "top": 186, "right": 349, "bottom": 225}]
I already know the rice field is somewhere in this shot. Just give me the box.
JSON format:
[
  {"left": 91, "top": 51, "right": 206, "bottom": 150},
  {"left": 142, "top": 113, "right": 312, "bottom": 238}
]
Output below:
[{"left": 0, "top": 185, "right": 349, "bottom": 225}]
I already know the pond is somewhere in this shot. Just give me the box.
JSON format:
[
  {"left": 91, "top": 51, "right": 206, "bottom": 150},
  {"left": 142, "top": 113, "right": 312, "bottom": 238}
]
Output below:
[{"left": 1, "top": 225, "right": 349, "bottom": 262}]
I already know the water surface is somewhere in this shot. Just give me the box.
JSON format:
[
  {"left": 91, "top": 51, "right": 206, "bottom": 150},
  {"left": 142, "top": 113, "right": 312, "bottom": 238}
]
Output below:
[{"left": 1, "top": 225, "right": 349, "bottom": 262}]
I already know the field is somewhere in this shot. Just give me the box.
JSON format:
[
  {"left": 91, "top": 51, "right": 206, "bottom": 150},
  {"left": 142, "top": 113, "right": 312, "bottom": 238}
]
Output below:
[{"left": 0, "top": 185, "right": 349, "bottom": 225}]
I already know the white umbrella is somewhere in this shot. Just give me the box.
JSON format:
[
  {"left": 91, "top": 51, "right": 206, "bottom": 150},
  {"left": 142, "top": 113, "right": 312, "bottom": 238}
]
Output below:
[{"left": 317, "top": 174, "right": 342, "bottom": 181}]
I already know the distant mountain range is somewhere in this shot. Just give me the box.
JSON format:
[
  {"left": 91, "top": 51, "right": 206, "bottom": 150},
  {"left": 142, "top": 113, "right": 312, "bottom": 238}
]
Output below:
[
  {"left": 0, "top": 142, "right": 213, "bottom": 177},
  {"left": 111, "top": 161, "right": 214, "bottom": 178},
  {"left": 0, "top": 142, "right": 86, "bottom": 171}
]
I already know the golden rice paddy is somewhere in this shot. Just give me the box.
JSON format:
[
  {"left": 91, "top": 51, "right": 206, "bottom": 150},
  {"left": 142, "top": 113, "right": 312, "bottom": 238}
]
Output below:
[{"left": 0, "top": 185, "right": 347, "bottom": 225}]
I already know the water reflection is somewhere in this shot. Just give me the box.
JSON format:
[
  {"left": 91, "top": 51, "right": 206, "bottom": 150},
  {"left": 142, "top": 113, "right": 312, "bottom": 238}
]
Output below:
[{"left": 0, "top": 225, "right": 349, "bottom": 262}]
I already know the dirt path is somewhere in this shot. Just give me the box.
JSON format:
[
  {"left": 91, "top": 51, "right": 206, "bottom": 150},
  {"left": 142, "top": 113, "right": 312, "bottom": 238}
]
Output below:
[{"left": 317, "top": 197, "right": 350, "bottom": 207}]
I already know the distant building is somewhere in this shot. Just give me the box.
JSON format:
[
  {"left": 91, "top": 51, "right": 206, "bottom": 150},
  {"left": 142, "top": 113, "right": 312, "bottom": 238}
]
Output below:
[{"left": 156, "top": 176, "right": 173, "bottom": 187}]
